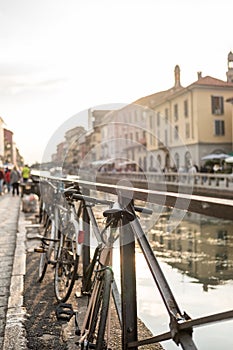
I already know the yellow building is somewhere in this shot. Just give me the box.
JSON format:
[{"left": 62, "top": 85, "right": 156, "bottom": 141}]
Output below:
[{"left": 135, "top": 53, "right": 233, "bottom": 171}]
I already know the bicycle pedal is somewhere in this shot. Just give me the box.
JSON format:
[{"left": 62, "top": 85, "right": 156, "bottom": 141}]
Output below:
[
  {"left": 56, "top": 303, "right": 74, "bottom": 321},
  {"left": 34, "top": 247, "right": 45, "bottom": 253},
  {"left": 48, "top": 259, "right": 56, "bottom": 265}
]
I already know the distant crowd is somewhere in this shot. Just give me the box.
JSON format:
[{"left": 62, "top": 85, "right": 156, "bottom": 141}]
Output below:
[{"left": 0, "top": 164, "right": 30, "bottom": 196}]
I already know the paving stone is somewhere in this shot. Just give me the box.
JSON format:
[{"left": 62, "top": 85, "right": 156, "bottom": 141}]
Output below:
[{"left": 0, "top": 194, "right": 21, "bottom": 346}]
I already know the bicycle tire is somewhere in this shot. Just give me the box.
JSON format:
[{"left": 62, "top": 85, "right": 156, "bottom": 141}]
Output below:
[
  {"left": 80, "top": 268, "right": 113, "bottom": 350},
  {"left": 81, "top": 246, "right": 101, "bottom": 295},
  {"left": 38, "top": 217, "right": 54, "bottom": 282},
  {"left": 54, "top": 221, "right": 79, "bottom": 302}
]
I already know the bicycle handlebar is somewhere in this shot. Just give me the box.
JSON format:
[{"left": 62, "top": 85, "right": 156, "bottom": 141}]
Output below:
[
  {"left": 72, "top": 193, "right": 153, "bottom": 215},
  {"left": 72, "top": 193, "right": 113, "bottom": 206},
  {"left": 134, "top": 206, "right": 153, "bottom": 215}
]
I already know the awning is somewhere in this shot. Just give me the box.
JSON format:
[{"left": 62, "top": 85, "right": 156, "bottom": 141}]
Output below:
[
  {"left": 201, "top": 153, "right": 229, "bottom": 161},
  {"left": 91, "top": 159, "right": 115, "bottom": 167},
  {"left": 118, "top": 161, "right": 137, "bottom": 166},
  {"left": 225, "top": 156, "right": 233, "bottom": 164}
]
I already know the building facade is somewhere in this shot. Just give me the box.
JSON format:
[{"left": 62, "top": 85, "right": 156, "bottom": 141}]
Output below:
[
  {"left": 134, "top": 55, "right": 233, "bottom": 171},
  {"left": 50, "top": 52, "right": 233, "bottom": 174},
  {"left": 0, "top": 117, "right": 24, "bottom": 167}
]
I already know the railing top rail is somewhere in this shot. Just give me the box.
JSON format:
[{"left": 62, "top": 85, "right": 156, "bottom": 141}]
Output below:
[
  {"left": 38, "top": 174, "right": 233, "bottom": 205},
  {"left": 36, "top": 173, "right": 233, "bottom": 219}
]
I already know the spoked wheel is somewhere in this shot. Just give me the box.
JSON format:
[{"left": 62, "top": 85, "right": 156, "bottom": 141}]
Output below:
[
  {"left": 79, "top": 268, "right": 113, "bottom": 350},
  {"left": 54, "top": 223, "right": 79, "bottom": 302},
  {"left": 38, "top": 217, "right": 54, "bottom": 282}
]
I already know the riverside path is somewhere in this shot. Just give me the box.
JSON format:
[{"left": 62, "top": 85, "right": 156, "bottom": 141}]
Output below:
[{"left": 0, "top": 193, "right": 27, "bottom": 349}]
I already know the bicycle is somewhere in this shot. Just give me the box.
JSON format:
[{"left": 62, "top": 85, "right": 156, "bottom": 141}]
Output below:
[
  {"left": 53, "top": 185, "right": 114, "bottom": 303},
  {"left": 53, "top": 184, "right": 83, "bottom": 302},
  {"left": 35, "top": 179, "right": 62, "bottom": 282},
  {"left": 70, "top": 193, "right": 150, "bottom": 350}
]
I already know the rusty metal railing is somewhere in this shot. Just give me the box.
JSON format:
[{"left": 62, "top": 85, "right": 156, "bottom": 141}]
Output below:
[{"left": 37, "top": 174, "right": 233, "bottom": 349}]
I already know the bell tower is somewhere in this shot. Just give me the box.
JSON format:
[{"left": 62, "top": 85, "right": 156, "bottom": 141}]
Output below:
[
  {"left": 174, "top": 65, "right": 181, "bottom": 88},
  {"left": 226, "top": 51, "right": 233, "bottom": 83}
]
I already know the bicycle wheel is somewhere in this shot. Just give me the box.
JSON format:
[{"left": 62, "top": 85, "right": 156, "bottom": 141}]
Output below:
[
  {"left": 54, "top": 222, "right": 79, "bottom": 302},
  {"left": 38, "top": 217, "right": 54, "bottom": 282},
  {"left": 80, "top": 268, "right": 113, "bottom": 350}
]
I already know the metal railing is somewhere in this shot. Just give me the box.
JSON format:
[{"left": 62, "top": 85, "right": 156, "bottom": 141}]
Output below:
[
  {"left": 37, "top": 174, "right": 233, "bottom": 349},
  {"left": 99, "top": 170, "right": 233, "bottom": 189}
]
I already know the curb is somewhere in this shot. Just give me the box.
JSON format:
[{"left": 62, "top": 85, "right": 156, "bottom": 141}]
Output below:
[{"left": 3, "top": 205, "right": 28, "bottom": 350}]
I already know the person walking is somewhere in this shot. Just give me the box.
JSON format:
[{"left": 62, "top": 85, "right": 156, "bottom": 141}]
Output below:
[
  {"left": 4, "top": 167, "right": 11, "bottom": 193},
  {"left": 10, "top": 166, "right": 21, "bottom": 196},
  {"left": 0, "top": 167, "right": 4, "bottom": 195},
  {"left": 21, "top": 164, "right": 30, "bottom": 183}
]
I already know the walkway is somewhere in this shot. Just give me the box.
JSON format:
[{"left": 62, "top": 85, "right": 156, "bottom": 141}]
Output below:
[{"left": 0, "top": 193, "right": 27, "bottom": 349}]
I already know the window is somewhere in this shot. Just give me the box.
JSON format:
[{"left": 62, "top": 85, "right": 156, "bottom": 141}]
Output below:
[
  {"left": 165, "top": 130, "right": 168, "bottom": 146},
  {"left": 211, "top": 96, "right": 224, "bottom": 115},
  {"left": 157, "top": 112, "right": 160, "bottom": 126},
  {"left": 150, "top": 134, "right": 156, "bottom": 145},
  {"left": 174, "top": 104, "right": 178, "bottom": 121},
  {"left": 174, "top": 153, "right": 180, "bottom": 169},
  {"left": 149, "top": 115, "right": 153, "bottom": 129},
  {"left": 174, "top": 125, "right": 179, "bottom": 139},
  {"left": 185, "top": 123, "right": 190, "bottom": 139},
  {"left": 184, "top": 100, "right": 188, "bottom": 117},
  {"left": 214, "top": 120, "right": 225, "bottom": 136},
  {"left": 165, "top": 108, "right": 169, "bottom": 123},
  {"left": 157, "top": 154, "right": 161, "bottom": 165}
]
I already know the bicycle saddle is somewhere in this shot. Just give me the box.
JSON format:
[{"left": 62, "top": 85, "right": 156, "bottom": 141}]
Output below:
[{"left": 103, "top": 202, "right": 135, "bottom": 221}]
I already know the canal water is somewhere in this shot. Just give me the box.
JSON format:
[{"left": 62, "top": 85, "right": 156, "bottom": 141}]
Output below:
[
  {"left": 135, "top": 206, "right": 233, "bottom": 350},
  {"left": 90, "top": 192, "right": 233, "bottom": 349}
]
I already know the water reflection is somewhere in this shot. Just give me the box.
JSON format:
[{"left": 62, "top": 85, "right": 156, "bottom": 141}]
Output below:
[
  {"left": 90, "top": 192, "right": 233, "bottom": 349},
  {"left": 147, "top": 208, "right": 233, "bottom": 290}
]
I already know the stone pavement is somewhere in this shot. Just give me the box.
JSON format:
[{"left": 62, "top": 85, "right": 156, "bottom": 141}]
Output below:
[
  {"left": 0, "top": 193, "right": 27, "bottom": 349},
  {"left": 0, "top": 192, "right": 164, "bottom": 350}
]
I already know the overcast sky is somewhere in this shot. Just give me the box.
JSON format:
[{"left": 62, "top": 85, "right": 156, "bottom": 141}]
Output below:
[{"left": 0, "top": 0, "right": 232, "bottom": 164}]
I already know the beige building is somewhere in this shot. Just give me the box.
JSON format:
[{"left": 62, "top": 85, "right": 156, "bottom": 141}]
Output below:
[
  {"left": 0, "top": 118, "right": 24, "bottom": 167},
  {"left": 63, "top": 126, "right": 85, "bottom": 173},
  {"left": 51, "top": 52, "right": 233, "bottom": 174}
]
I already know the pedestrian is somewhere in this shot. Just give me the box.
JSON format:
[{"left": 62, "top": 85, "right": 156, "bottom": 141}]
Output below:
[
  {"left": 4, "top": 167, "right": 11, "bottom": 193},
  {"left": 0, "top": 167, "right": 4, "bottom": 195},
  {"left": 21, "top": 164, "right": 30, "bottom": 183},
  {"left": 10, "top": 166, "right": 21, "bottom": 196}
]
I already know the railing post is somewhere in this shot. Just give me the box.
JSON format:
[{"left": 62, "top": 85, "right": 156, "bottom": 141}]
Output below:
[
  {"left": 82, "top": 187, "right": 90, "bottom": 281},
  {"left": 119, "top": 197, "right": 138, "bottom": 350}
]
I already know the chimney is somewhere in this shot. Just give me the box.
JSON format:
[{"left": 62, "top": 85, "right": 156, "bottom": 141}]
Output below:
[
  {"left": 197, "top": 71, "right": 202, "bottom": 80},
  {"left": 174, "top": 65, "right": 181, "bottom": 88}
]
